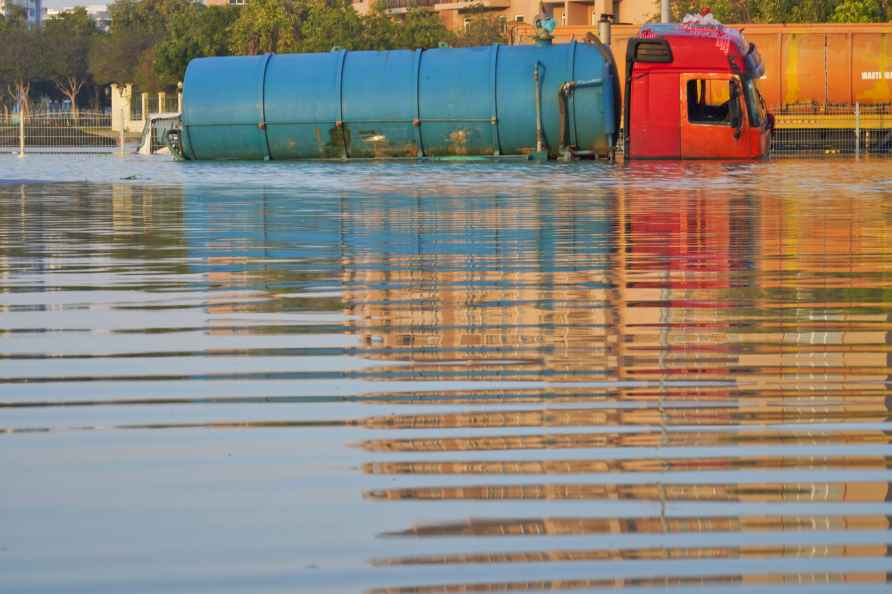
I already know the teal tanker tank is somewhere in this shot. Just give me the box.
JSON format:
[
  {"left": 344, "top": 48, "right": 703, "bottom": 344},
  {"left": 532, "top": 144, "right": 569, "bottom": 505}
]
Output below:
[{"left": 176, "top": 41, "right": 620, "bottom": 161}]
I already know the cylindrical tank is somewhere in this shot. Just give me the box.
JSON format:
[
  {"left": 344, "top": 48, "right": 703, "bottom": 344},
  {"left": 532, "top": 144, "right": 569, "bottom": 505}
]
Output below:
[{"left": 180, "top": 41, "right": 620, "bottom": 160}]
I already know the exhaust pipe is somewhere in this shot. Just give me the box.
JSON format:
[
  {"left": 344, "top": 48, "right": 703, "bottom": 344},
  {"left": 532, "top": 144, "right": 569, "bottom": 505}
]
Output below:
[{"left": 598, "top": 13, "right": 612, "bottom": 47}]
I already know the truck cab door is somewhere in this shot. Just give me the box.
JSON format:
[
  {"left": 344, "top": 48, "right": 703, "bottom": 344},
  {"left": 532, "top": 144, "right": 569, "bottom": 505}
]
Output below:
[{"left": 680, "top": 73, "right": 748, "bottom": 159}]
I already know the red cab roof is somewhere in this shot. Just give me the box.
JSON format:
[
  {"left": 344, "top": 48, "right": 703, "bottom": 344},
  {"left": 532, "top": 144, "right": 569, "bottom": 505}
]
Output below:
[{"left": 637, "top": 23, "right": 765, "bottom": 78}]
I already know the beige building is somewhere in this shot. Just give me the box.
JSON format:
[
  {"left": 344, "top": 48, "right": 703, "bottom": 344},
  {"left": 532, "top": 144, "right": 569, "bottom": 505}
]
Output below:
[{"left": 352, "top": 0, "right": 657, "bottom": 31}]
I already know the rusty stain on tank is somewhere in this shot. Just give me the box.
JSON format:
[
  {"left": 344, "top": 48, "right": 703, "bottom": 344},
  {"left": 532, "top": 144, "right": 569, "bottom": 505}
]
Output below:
[{"left": 448, "top": 129, "right": 470, "bottom": 155}]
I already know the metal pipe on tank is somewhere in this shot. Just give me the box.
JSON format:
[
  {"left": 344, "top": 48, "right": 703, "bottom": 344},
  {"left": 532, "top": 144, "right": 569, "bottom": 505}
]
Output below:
[
  {"left": 534, "top": 62, "right": 544, "bottom": 154},
  {"left": 661, "top": 0, "right": 670, "bottom": 23}
]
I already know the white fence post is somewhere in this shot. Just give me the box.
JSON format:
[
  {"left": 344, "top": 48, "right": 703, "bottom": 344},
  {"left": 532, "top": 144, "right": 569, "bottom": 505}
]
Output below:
[
  {"left": 855, "top": 102, "right": 861, "bottom": 157},
  {"left": 18, "top": 104, "right": 25, "bottom": 158},
  {"left": 119, "top": 108, "right": 126, "bottom": 156}
]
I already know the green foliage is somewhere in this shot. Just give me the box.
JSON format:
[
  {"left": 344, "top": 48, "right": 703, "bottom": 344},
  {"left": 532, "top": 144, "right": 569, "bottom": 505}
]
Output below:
[
  {"left": 91, "top": 0, "right": 197, "bottom": 90},
  {"left": 44, "top": 8, "right": 97, "bottom": 110},
  {"left": 670, "top": 0, "right": 889, "bottom": 22},
  {"left": 832, "top": 0, "right": 888, "bottom": 21},
  {"left": 300, "top": 0, "right": 366, "bottom": 51},
  {"left": 89, "top": 29, "right": 154, "bottom": 87},
  {"left": 229, "top": 0, "right": 453, "bottom": 55},
  {"left": 155, "top": 5, "right": 239, "bottom": 84},
  {"left": 0, "top": 5, "right": 28, "bottom": 30},
  {"left": 5, "top": 0, "right": 890, "bottom": 108},
  {"left": 670, "top": 0, "right": 757, "bottom": 22},
  {"left": 454, "top": 12, "right": 508, "bottom": 47},
  {"left": 0, "top": 25, "right": 47, "bottom": 110},
  {"left": 229, "top": 0, "right": 308, "bottom": 54},
  {"left": 388, "top": 7, "right": 455, "bottom": 48}
]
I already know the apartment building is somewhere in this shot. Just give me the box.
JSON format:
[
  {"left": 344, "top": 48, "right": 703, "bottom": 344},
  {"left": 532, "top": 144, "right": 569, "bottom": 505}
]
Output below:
[
  {"left": 0, "top": 0, "right": 42, "bottom": 26},
  {"left": 352, "top": 0, "right": 656, "bottom": 31},
  {"left": 44, "top": 4, "right": 111, "bottom": 31}
]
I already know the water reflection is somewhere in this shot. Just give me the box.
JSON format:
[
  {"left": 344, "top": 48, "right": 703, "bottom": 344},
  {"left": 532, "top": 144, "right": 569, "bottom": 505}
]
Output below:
[
  {"left": 1, "top": 166, "right": 892, "bottom": 594},
  {"left": 366, "top": 572, "right": 892, "bottom": 593},
  {"left": 338, "top": 181, "right": 892, "bottom": 593}
]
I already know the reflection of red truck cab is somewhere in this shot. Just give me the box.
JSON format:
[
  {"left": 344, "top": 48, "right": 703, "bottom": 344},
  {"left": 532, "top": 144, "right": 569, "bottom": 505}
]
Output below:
[{"left": 623, "top": 24, "right": 773, "bottom": 160}]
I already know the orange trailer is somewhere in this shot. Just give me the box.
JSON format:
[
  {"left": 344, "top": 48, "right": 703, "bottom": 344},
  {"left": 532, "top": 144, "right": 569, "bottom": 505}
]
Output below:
[{"left": 554, "top": 23, "right": 892, "bottom": 110}]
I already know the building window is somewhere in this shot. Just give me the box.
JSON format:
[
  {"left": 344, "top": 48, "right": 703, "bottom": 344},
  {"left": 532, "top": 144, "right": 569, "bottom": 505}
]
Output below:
[
  {"left": 463, "top": 17, "right": 471, "bottom": 32},
  {"left": 514, "top": 15, "right": 523, "bottom": 22}
]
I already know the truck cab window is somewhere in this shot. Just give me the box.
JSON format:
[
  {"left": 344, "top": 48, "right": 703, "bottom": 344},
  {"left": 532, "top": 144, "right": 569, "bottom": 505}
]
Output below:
[{"left": 687, "top": 79, "right": 731, "bottom": 125}]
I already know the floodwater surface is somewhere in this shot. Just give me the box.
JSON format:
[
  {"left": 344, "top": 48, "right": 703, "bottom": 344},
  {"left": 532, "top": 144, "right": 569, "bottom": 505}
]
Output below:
[{"left": 2, "top": 156, "right": 892, "bottom": 594}]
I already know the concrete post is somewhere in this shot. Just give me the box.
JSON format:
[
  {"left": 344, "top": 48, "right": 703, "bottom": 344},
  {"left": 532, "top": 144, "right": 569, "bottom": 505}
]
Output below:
[
  {"left": 158, "top": 91, "right": 166, "bottom": 114},
  {"left": 110, "top": 83, "right": 133, "bottom": 132},
  {"left": 177, "top": 92, "right": 183, "bottom": 114},
  {"left": 140, "top": 93, "right": 149, "bottom": 123},
  {"left": 661, "top": 0, "right": 669, "bottom": 23}
]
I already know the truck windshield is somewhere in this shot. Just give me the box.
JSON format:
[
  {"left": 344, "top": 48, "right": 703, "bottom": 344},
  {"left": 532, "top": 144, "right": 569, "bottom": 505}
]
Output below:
[{"left": 744, "top": 78, "right": 765, "bottom": 128}]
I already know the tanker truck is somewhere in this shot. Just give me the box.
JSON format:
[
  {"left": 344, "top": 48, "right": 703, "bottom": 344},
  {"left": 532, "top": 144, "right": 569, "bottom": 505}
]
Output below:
[{"left": 167, "top": 22, "right": 771, "bottom": 161}]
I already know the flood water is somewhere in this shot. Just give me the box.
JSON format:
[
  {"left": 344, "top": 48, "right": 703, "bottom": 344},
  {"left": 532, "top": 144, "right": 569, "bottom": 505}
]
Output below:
[{"left": 2, "top": 156, "right": 892, "bottom": 594}]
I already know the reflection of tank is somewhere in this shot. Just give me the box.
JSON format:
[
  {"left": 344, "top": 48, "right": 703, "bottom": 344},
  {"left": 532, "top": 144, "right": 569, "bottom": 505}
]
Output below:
[{"left": 179, "top": 42, "right": 620, "bottom": 160}]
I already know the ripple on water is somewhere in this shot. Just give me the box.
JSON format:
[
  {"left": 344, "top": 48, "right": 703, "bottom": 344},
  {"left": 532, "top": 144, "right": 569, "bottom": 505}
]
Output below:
[{"left": 1, "top": 160, "right": 891, "bottom": 593}]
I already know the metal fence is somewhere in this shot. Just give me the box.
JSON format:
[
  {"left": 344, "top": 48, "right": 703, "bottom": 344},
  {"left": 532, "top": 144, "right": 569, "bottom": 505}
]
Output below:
[
  {"left": 770, "top": 103, "right": 892, "bottom": 156},
  {"left": 163, "top": 94, "right": 179, "bottom": 114},
  {"left": 1, "top": 111, "right": 122, "bottom": 155},
  {"left": 128, "top": 92, "right": 182, "bottom": 125},
  {"left": 130, "top": 90, "right": 144, "bottom": 121}
]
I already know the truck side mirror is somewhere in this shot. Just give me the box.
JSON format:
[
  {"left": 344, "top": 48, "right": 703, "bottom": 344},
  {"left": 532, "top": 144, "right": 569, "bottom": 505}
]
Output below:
[{"left": 729, "top": 80, "right": 743, "bottom": 139}]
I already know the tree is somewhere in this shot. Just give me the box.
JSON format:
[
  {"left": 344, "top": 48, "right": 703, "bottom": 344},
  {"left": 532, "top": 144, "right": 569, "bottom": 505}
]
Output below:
[
  {"left": 669, "top": 0, "right": 757, "bottom": 22},
  {"left": 388, "top": 8, "right": 454, "bottom": 49},
  {"left": 155, "top": 4, "right": 238, "bottom": 84},
  {"left": 0, "top": 26, "right": 47, "bottom": 115},
  {"left": 91, "top": 0, "right": 195, "bottom": 90},
  {"left": 832, "top": 0, "right": 888, "bottom": 21},
  {"left": 454, "top": 10, "right": 507, "bottom": 47},
  {"left": 667, "top": 0, "right": 885, "bottom": 23},
  {"left": 755, "top": 0, "right": 837, "bottom": 22},
  {"left": 0, "top": 4, "right": 28, "bottom": 31},
  {"left": 300, "top": 0, "right": 365, "bottom": 52},
  {"left": 89, "top": 30, "right": 154, "bottom": 87},
  {"left": 359, "top": 3, "right": 399, "bottom": 50},
  {"left": 229, "top": 0, "right": 309, "bottom": 54},
  {"left": 44, "top": 8, "right": 97, "bottom": 115}
]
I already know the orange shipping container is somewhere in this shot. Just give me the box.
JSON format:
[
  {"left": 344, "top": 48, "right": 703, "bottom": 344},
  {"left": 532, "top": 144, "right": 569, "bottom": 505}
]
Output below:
[{"left": 554, "top": 23, "right": 892, "bottom": 109}]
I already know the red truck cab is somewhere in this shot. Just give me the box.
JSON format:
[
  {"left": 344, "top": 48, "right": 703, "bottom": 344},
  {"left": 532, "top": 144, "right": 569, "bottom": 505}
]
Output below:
[{"left": 623, "top": 23, "right": 772, "bottom": 159}]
